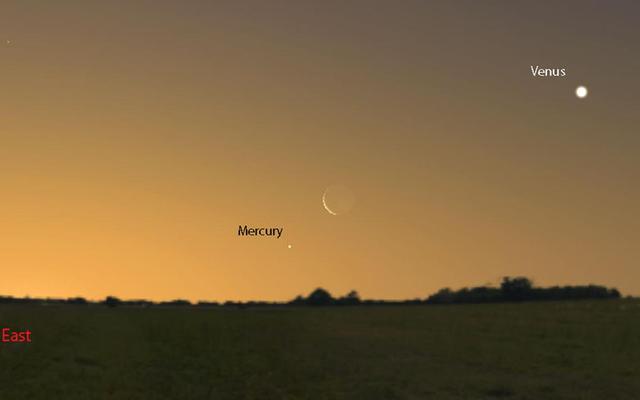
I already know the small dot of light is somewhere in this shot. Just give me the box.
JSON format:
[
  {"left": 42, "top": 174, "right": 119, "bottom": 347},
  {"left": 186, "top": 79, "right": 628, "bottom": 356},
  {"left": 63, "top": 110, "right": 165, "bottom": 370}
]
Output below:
[{"left": 576, "top": 86, "right": 588, "bottom": 99}]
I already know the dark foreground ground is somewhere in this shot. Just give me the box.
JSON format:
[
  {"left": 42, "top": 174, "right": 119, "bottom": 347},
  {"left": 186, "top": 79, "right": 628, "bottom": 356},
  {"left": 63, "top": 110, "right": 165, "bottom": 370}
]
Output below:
[{"left": 1, "top": 300, "right": 639, "bottom": 399}]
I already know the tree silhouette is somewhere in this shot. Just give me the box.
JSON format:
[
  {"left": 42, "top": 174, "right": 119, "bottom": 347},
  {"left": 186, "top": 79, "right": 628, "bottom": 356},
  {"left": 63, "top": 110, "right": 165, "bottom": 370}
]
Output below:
[
  {"left": 500, "top": 277, "right": 533, "bottom": 301},
  {"left": 337, "top": 290, "right": 361, "bottom": 305},
  {"left": 104, "top": 296, "right": 121, "bottom": 308},
  {"left": 306, "top": 288, "right": 334, "bottom": 306}
]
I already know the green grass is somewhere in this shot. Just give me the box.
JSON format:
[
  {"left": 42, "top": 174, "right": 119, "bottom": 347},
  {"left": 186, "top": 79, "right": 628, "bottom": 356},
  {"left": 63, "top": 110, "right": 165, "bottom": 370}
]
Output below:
[{"left": 1, "top": 300, "right": 639, "bottom": 399}]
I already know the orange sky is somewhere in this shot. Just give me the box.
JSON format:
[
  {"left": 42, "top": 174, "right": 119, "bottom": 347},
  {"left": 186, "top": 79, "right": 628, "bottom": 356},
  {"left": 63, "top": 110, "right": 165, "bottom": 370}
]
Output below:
[{"left": 1, "top": 1, "right": 639, "bottom": 301}]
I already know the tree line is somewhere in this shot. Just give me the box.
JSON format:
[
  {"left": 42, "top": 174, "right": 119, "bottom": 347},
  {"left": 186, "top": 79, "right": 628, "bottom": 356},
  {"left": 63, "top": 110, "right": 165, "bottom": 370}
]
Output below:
[
  {"left": 0, "top": 277, "right": 621, "bottom": 308},
  {"left": 425, "top": 277, "right": 621, "bottom": 304}
]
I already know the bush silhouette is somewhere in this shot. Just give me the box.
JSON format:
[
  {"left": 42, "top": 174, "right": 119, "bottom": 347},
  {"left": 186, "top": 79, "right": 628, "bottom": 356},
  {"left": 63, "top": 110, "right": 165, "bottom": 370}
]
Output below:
[
  {"left": 67, "top": 297, "right": 88, "bottom": 305},
  {"left": 306, "top": 288, "right": 334, "bottom": 306},
  {"left": 337, "top": 290, "right": 361, "bottom": 305},
  {"left": 289, "top": 295, "right": 305, "bottom": 306},
  {"left": 500, "top": 277, "right": 533, "bottom": 301},
  {"left": 104, "top": 296, "right": 122, "bottom": 308}
]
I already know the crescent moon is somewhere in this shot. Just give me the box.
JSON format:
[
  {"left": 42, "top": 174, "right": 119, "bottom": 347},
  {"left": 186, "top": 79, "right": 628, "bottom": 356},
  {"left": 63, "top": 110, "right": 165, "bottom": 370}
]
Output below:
[{"left": 322, "top": 191, "right": 338, "bottom": 215}]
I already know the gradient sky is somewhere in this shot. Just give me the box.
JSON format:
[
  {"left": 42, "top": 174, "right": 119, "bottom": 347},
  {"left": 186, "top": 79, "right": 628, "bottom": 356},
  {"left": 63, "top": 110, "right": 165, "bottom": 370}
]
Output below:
[{"left": 1, "top": 1, "right": 639, "bottom": 301}]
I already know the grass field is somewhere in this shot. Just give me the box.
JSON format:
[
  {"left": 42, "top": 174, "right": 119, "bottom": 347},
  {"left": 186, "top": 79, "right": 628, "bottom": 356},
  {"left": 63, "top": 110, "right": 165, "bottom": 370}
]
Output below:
[{"left": 1, "top": 299, "right": 639, "bottom": 399}]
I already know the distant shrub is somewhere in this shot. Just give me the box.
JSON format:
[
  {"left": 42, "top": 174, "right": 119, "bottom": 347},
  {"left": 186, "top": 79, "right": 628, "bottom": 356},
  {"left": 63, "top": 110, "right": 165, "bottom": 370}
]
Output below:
[
  {"left": 196, "top": 301, "right": 220, "bottom": 307},
  {"left": 500, "top": 277, "right": 533, "bottom": 301},
  {"left": 67, "top": 297, "right": 88, "bottom": 305},
  {"left": 305, "top": 288, "right": 334, "bottom": 306},
  {"left": 427, "top": 288, "right": 455, "bottom": 304},
  {"left": 288, "top": 295, "right": 305, "bottom": 306},
  {"left": 159, "top": 299, "right": 191, "bottom": 307},
  {"left": 104, "top": 296, "right": 122, "bottom": 308},
  {"left": 336, "top": 290, "right": 361, "bottom": 306},
  {"left": 122, "top": 299, "right": 154, "bottom": 307}
]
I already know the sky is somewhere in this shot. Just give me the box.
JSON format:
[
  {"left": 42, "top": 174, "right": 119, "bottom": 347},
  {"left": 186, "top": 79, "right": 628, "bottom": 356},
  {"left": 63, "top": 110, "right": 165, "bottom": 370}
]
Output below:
[{"left": 1, "top": 1, "right": 639, "bottom": 301}]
